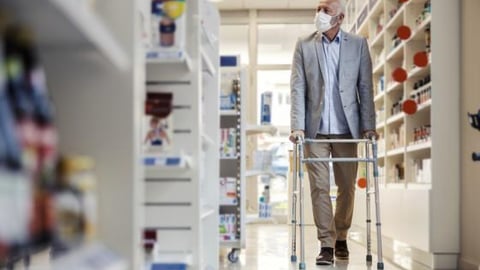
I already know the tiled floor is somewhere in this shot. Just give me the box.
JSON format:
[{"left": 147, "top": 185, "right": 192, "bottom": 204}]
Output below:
[{"left": 220, "top": 224, "right": 402, "bottom": 270}]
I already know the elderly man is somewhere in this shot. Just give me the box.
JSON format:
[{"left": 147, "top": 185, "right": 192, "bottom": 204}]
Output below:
[{"left": 289, "top": 0, "right": 377, "bottom": 265}]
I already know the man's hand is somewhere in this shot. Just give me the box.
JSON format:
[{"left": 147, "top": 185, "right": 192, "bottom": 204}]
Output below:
[
  {"left": 289, "top": 130, "right": 305, "bottom": 143},
  {"left": 363, "top": 130, "right": 379, "bottom": 140}
]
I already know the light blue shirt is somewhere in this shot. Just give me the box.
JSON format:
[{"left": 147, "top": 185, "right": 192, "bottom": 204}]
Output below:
[{"left": 318, "top": 31, "right": 350, "bottom": 135}]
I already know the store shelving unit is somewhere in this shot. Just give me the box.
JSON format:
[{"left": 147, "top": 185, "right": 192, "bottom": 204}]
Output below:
[
  {"left": 144, "top": 0, "right": 220, "bottom": 269},
  {"left": 219, "top": 60, "right": 247, "bottom": 263},
  {"left": 9, "top": 0, "right": 146, "bottom": 268},
  {"left": 346, "top": 0, "right": 460, "bottom": 268}
]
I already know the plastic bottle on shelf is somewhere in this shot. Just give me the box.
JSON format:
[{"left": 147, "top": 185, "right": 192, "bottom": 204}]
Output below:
[
  {"left": 259, "top": 185, "right": 272, "bottom": 218},
  {"left": 151, "top": 0, "right": 162, "bottom": 47},
  {"left": 425, "top": 25, "right": 431, "bottom": 53},
  {"left": 260, "top": 92, "right": 272, "bottom": 125},
  {"left": 262, "top": 185, "right": 270, "bottom": 205},
  {"left": 259, "top": 196, "right": 266, "bottom": 218}
]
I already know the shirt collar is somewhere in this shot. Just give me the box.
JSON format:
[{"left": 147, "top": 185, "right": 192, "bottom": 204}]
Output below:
[{"left": 322, "top": 30, "right": 342, "bottom": 44}]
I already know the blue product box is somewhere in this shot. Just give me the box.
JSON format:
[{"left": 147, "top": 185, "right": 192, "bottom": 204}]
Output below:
[
  {"left": 151, "top": 263, "right": 187, "bottom": 270},
  {"left": 220, "top": 93, "right": 236, "bottom": 110}
]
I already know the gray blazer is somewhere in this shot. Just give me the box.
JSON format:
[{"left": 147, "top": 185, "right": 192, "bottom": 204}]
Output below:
[{"left": 290, "top": 30, "right": 375, "bottom": 139}]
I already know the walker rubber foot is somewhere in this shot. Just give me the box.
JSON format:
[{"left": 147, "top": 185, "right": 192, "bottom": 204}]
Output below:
[
  {"left": 366, "top": 255, "right": 373, "bottom": 262},
  {"left": 299, "top": 262, "right": 306, "bottom": 269},
  {"left": 291, "top": 255, "right": 297, "bottom": 262},
  {"left": 377, "top": 262, "right": 384, "bottom": 269}
]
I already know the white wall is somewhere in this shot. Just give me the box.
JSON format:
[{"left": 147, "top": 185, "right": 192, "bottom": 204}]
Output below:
[{"left": 460, "top": 0, "right": 480, "bottom": 268}]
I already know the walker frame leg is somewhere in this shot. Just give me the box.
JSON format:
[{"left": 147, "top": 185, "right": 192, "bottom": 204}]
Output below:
[
  {"left": 290, "top": 143, "right": 298, "bottom": 263},
  {"left": 365, "top": 142, "right": 373, "bottom": 265},
  {"left": 372, "top": 139, "right": 384, "bottom": 269},
  {"left": 298, "top": 142, "right": 306, "bottom": 270}
]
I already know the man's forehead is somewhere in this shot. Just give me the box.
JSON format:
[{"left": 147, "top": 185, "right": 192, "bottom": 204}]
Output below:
[{"left": 318, "top": 0, "right": 338, "bottom": 7}]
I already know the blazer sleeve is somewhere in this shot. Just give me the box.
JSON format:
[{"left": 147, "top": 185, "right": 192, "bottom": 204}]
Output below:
[
  {"left": 290, "top": 38, "right": 307, "bottom": 132},
  {"left": 357, "top": 38, "right": 376, "bottom": 132}
]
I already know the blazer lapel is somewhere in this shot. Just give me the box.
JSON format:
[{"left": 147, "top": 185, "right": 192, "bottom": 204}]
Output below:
[
  {"left": 339, "top": 30, "right": 350, "bottom": 88},
  {"left": 314, "top": 32, "right": 327, "bottom": 82}
]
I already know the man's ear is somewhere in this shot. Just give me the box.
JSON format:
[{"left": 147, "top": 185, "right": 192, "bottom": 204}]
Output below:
[{"left": 336, "top": 13, "right": 345, "bottom": 24}]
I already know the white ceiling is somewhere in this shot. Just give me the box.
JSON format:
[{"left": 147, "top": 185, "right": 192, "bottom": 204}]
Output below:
[{"left": 212, "top": 0, "right": 319, "bottom": 10}]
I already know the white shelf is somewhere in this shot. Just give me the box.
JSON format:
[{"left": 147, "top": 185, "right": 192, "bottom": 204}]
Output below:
[
  {"left": 150, "top": 252, "right": 193, "bottom": 266},
  {"left": 245, "top": 170, "right": 276, "bottom": 178},
  {"left": 387, "top": 147, "right": 405, "bottom": 157},
  {"left": 411, "top": 82, "right": 432, "bottom": 95},
  {"left": 201, "top": 48, "right": 216, "bottom": 76},
  {"left": 374, "top": 91, "right": 385, "bottom": 102},
  {"left": 220, "top": 110, "right": 238, "bottom": 116},
  {"left": 246, "top": 125, "right": 277, "bottom": 136},
  {"left": 3, "top": 0, "right": 129, "bottom": 70},
  {"left": 146, "top": 48, "right": 192, "bottom": 70},
  {"left": 370, "top": 30, "right": 385, "bottom": 48},
  {"left": 407, "top": 141, "right": 432, "bottom": 153},
  {"left": 386, "top": 42, "right": 404, "bottom": 61},
  {"left": 356, "top": 3, "right": 370, "bottom": 37},
  {"left": 220, "top": 156, "right": 238, "bottom": 160},
  {"left": 373, "top": 60, "right": 385, "bottom": 74},
  {"left": 417, "top": 99, "right": 432, "bottom": 112},
  {"left": 370, "top": 0, "right": 384, "bottom": 16},
  {"left": 408, "top": 63, "right": 431, "bottom": 79},
  {"left": 201, "top": 206, "right": 216, "bottom": 220},
  {"left": 376, "top": 121, "right": 386, "bottom": 130},
  {"left": 220, "top": 203, "right": 237, "bottom": 207},
  {"left": 408, "top": 15, "right": 432, "bottom": 43},
  {"left": 386, "top": 113, "right": 405, "bottom": 125},
  {"left": 386, "top": 81, "right": 403, "bottom": 93},
  {"left": 144, "top": 154, "right": 192, "bottom": 175},
  {"left": 384, "top": 4, "right": 406, "bottom": 30}
]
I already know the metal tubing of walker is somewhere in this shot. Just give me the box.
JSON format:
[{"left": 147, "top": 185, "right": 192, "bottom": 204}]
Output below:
[
  {"left": 365, "top": 142, "right": 372, "bottom": 264},
  {"left": 372, "top": 139, "right": 384, "bottom": 269},
  {"left": 290, "top": 143, "right": 298, "bottom": 262},
  {"left": 298, "top": 142, "right": 306, "bottom": 270},
  {"left": 304, "top": 157, "right": 374, "bottom": 163},
  {"left": 304, "top": 138, "right": 371, "bottom": 144}
]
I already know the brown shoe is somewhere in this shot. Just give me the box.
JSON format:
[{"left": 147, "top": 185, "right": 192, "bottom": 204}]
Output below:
[
  {"left": 316, "top": 247, "right": 334, "bottom": 265},
  {"left": 335, "top": 240, "right": 349, "bottom": 260}
]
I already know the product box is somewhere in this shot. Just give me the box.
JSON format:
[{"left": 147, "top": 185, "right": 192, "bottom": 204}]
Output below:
[
  {"left": 261, "top": 92, "right": 272, "bottom": 125},
  {"left": 220, "top": 177, "right": 237, "bottom": 205},
  {"left": 220, "top": 128, "right": 237, "bottom": 157},
  {"left": 219, "top": 214, "right": 237, "bottom": 240},
  {"left": 220, "top": 94, "right": 237, "bottom": 110},
  {"left": 144, "top": 93, "right": 173, "bottom": 151},
  {"left": 147, "top": 0, "right": 186, "bottom": 60},
  {"left": 220, "top": 71, "right": 240, "bottom": 110},
  {"left": 150, "top": 264, "right": 186, "bottom": 270}
]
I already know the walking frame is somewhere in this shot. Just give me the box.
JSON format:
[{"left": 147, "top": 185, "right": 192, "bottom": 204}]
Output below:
[{"left": 290, "top": 137, "right": 384, "bottom": 270}]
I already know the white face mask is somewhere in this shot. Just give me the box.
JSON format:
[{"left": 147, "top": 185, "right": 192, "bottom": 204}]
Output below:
[{"left": 314, "top": 11, "right": 337, "bottom": 33}]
